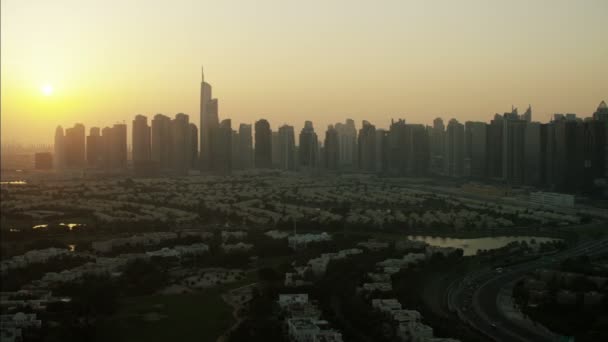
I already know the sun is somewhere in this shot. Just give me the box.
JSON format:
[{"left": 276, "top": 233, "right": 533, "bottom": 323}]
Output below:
[{"left": 41, "top": 84, "right": 54, "bottom": 96}]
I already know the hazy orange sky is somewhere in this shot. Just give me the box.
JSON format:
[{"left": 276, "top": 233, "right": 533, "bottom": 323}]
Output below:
[{"left": 1, "top": 0, "right": 607, "bottom": 145}]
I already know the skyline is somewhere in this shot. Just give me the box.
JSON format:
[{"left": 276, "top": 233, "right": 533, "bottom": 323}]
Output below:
[{"left": 2, "top": 0, "right": 608, "bottom": 144}]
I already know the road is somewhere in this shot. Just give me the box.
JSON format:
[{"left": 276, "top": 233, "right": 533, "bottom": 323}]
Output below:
[{"left": 448, "top": 238, "right": 608, "bottom": 342}]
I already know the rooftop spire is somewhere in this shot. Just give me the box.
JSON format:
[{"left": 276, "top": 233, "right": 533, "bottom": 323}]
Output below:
[{"left": 201, "top": 65, "right": 204, "bottom": 82}]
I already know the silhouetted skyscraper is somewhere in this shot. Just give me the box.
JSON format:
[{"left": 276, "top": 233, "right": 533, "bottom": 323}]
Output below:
[
  {"left": 278, "top": 125, "right": 296, "bottom": 171},
  {"left": 171, "top": 113, "right": 191, "bottom": 174},
  {"left": 271, "top": 131, "right": 280, "bottom": 168},
  {"left": 430, "top": 118, "right": 445, "bottom": 174},
  {"left": 151, "top": 114, "right": 172, "bottom": 171},
  {"left": 464, "top": 122, "right": 488, "bottom": 178},
  {"left": 299, "top": 121, "right": 318, "bottom": 169},
  {"left": 444, "top": 119, "right": 464, "bottom": 177},
  {"left": 523, "top": 122, "right": 542, "bottom": 185},
  {"left": 65, "top": 123, "right": 86, "bottom": 168},
  {"left": 231, "top": 130, "right": 240, "bottom": 170},
  {"left": 375, "top": 129, "right": 388, "bottom": 173},
  {"left": 189, "top": 123, "right": 198, "bottom": 169},
  {"left": 502, "top": 113, "right": 526, "bottom": 185},
  {"left": 132, "top": 115, "right": 151, "bottom": 164},
  {"left": 214, "top": 119, "right": 232, "bottom": 174},
  {"left": 86, "top": 127, "right": 103, "bottom": 168},
  {"left": 54, "top": 126, "right": 66, "bottom": 170},
  {"left": 324, "top": 125, "right": 339, "bottom": 170},
  {"left": 488, "top": 115, "right": 504, "bottom": 179},
  {"left": 335, "top": 119, "right": 357, "bottom": 168},
  {"left": 200, "top": 67, "right": 219, "bottom": 171},
  {"left": 255, "top": 119, "right": 272, "bottom": 169},
  {"left": 358, "top": 120, "right": 376, "bottom": 172},
  {"left": 238, "top": 124, "right": 253, "bottom": 169}
]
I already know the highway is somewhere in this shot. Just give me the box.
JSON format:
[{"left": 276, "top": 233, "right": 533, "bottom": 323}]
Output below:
[{"left": 447, "top": 238, "right": 608, "bottom": 342}]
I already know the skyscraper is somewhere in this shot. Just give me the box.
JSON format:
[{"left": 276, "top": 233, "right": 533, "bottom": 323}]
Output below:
[
  {"left": 238, "top": 124, "right": 253, "bottom": 169},
  {"left": 299, "top": 121, "right": 318, "bottom": 169},
  {"left": 254, "top": 119, "right": 272, "bottom": 169},
  {"left": 132, "top": 115, "right": 151, "bottom": 164},
  {"left": 231, "top": 130, "right": 240, "bottom": 170},
  {"left": 358, "top": 120, "right": 376, "bottom": 172},
  {"left": 189, "top": 123, "right": 198, "bottom": 169},
  {"left": 171, "top": 113, "right": 191, "bottom": 174},
  {"left": 487, "top": 114, "right": 504, "bottom": 179},
  {"left": 214, "top": 119, "right": 232, "bottom": 174},
  {"left": 407, "top": 124, "right": 430, "bottom": 176},
  {"left": 271, "top": 131, "right": 280, "bottom": 168},
  {"left": 278, "top": 125, "right": 296, "bottom": 171},
  {"left": 54, "top": 126, "right": 66, "bottom": 170},
  {"left": 100, "top": 123, "right": 127, "bottom": 170},
  {"left": 200, "top": 67, "right": 219, "bottom": 171},
  {"left": 65, "top": 123, "right": 86, "bottom": 168},
  {"left": 523, "top": 122, "right": 542, "bottom": 185},
  {"left": 375, "top": 129, "right": 388, "bottom": 174},
  {"left": 387, "top": 119, "right": 408, "bottom": 175},
  {"left": 324, "top": 125, "right": 339, "bottom": 170},
  {"left": 335, "top": 119, "right": 357, "bottom": 168},
  {"left": 444, "top": 119, "right": 464, "bottom": 177},
  {"left": 464, "top": 122, "right": 488, "bottom": 178},
  {"left": 151, "top": 114, "right": 172, "bottom": 171},
  {"left": 502, "top": 114, "right": 526, "bottom": 185},
  {"left": 86, "top": 127, "right": 103, "bottom": 168},
  {"left": 430, "top": 118, "right": 445, "bottom": 174}
]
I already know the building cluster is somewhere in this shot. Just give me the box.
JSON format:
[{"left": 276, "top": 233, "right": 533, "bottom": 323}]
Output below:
[
  {"left": 277, "top": 294, "right": 344, "bottom": 342},
  {"left": 43, "top": 69, "right": 608, "bottom": 195},
  {"left": 1, "top": 248, "right": 70, "bottom": 275},
  {"left": 371, "top": 298, "right": 460, "bottom": 342}
]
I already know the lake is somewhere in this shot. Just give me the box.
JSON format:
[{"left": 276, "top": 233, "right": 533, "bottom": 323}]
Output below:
[{"left": 407, "top": 235, "right": 559, "bottom": 256}]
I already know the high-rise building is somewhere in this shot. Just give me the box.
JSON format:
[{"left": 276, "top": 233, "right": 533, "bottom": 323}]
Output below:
[
  {"left": 254, "top": 119, "right": 272, "bottom": 169},
  {"left": 502, "top": 115, "right": 526, "bottom": 185},
  {"left": 375, "top": 129, "right": 388, "bottom": 173},
  {"left": 278, "top": 125, "right": 296, "bottom": 171},
  {"left": 171, "top": 113, "right": 191, "bottom": 174},
  {"left": 200, "top": 67, "right": 219, "bottom": 171},
  {"left": 487, "top": 114, "right": 504, "bottom": 179},
  {"left": 132, "top": 115, "right": 151, "bottom": 164},
  {"left": 54, "top": 126, "right": 66, "bottom": 170},
  {"left": 444, "top": 119, "right": 464, "bottom": 177},
  {"left": 299, "top": 121, "right": 318, "bottom": 169},
  {"left": 545, "top": 115, "right": 584, "bottom": 193},
  {"left": 582, "top": 119, "right": 606, "bottom": 192},
  {"left": 407, "top": 124, "right": 430, "bottom": 176},
  {"left": 358, "top": 120, "right": 376, "bottom": 172},
  {"left": 151, "top": 114, "right": 172, "bottom": 171},
  {"left": 86, "top": 127, "right": 103, "bottom": 168},
  {"left": 523, "top": 122, "right": 542, "bottom": 185},
  {"left": 189, "top": 123, "right": 198, "bottom": 169},
  {"left": 335, "top": 119, "right": 357, "bottom": 168},
  {"left": 324, "top": 125, "right": 339, "bottom": 170},
  {"left": 521, "top": 105, "right": 532, "bottom": 123},
  {"left": 238, "top": 124, "right": 253, "bottom": 169},
  {"left": 593, "top": 100, "right": 608, "bottom": 121},
  {"left": 430, "top": 118, "right": 445, "bottom": 174},
  {"left": 65, "top": 123, "right": 86, "bottom": 168},
  {"left": 213, "top": 119, "right": 232, "bottom": 174},
  {"left": 271, "top": 131, "right": 280, "bottom": 168},
  {"left": 231, "top": 130, "right": 240, "bottom": 170},
  {"left": 387, "top": 119, "right": 408, "bottom": 175},
  {"left": 464, "top": 122, "right": 488, "bottom": 178},
  {"left": 100, "top": 123, "right": 127, "bottom": 170}
]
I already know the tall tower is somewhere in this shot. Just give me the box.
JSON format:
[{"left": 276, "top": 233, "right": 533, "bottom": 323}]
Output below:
[{"left": 200, "top": 67, "right": 218, "bottom": 171}]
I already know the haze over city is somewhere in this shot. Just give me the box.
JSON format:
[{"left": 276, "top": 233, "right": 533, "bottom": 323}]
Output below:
[
  {"left": 2, "top": 0, "right": 607, "bottom": 144},
  {"left": 2, "top": 2, "right": 608, "bottom": 342}
]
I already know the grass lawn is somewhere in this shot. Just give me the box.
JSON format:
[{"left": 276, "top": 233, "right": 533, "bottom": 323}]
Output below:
[{"left": 97, "top": 290, "right": 233, "bottom": 342}]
